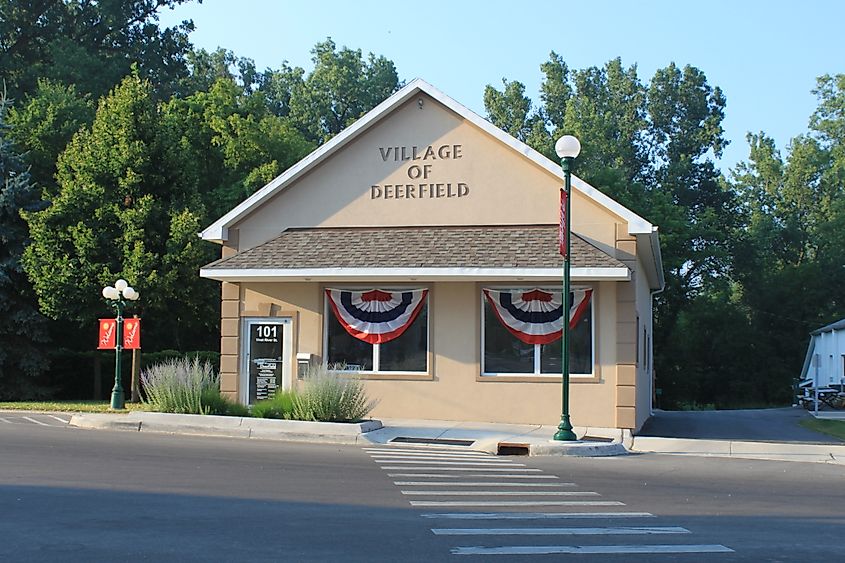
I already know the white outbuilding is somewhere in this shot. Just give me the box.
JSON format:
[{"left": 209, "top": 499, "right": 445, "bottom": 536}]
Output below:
[{"left": 799, "top": 319, "right": 845, "bottom": 387}]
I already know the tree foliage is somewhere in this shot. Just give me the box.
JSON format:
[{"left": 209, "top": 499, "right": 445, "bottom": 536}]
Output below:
[
  {"left": 283, "top": 38, "right": 400, "bottom": 144},
  {"left": 6, "top": 79, "right": 95, "bottom": 191},
  {"left": 0, "top": 0, "right": 196, "bottom": 100},
  {"left": 22, "top": 73, "right": 216, "bottom": 350},
  {"left": 0, "top": 91, "right": 50, "bottom": 399}
]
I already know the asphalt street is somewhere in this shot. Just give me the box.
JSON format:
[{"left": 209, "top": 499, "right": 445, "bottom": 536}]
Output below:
[{"left": 1, "top": 419, "right": 843, "bottom": 562}]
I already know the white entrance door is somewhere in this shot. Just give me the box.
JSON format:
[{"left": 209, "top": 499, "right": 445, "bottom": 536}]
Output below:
[{"left": 240, "top": 318, "right": 292, "bottom": 405}]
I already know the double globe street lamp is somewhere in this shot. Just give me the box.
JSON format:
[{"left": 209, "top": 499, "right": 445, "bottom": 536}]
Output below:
[
  {"left": 553, "top": 134, "right": 581, "bottom": 441},
  {"left": 102, "top": 279, "right": 140, "bottom": 409}
]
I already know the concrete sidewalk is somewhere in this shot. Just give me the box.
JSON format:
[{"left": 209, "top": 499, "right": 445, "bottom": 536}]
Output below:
[
  {"left": 55, "top": 407, "right": 845, "bottom": 464},
  {"left": 67, "top": 411, "right": 625, "bottom": 456}
]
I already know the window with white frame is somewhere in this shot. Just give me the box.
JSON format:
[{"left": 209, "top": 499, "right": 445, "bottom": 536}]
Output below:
[
  {"left": 324, "top": 288, "right": 428, "bottom": 373},
  {"left": 481, "top": 287, "right": 594, "bottom": 376}
]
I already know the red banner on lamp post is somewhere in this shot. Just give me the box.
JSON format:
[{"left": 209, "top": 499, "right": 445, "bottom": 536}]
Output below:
[
  {"left": 97, "top": 318, "right": 141, "bottom": 349},
  {"left": 97, "top": 319, "right": 117, "bottom": 349},
  {"left": 123, "top": 318, "right": 141, "bottom": 349},
  {"left": 559, "top": 188, "right": 568, "bottom": 258}
]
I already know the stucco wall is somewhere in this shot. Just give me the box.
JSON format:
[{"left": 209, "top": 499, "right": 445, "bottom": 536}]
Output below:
[{"left": 230, "top": 280, "right": 620, "bottom": 427}]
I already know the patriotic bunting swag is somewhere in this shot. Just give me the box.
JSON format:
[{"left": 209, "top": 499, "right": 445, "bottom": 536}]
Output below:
[
  {"left": 483, "top": 288, "right": 593, "bottom": 345},
  {"left": 326, "top": 288, "right": 428, "bottom": 344}
]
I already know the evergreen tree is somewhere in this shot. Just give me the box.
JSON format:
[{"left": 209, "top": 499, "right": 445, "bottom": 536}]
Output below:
[{"left": 0, "top": 92, "right": 50, "bottom": 399}]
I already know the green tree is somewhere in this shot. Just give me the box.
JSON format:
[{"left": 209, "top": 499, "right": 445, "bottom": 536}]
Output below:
[
  {"left": 0, "top": 92, "right": 50, "bottom": 399},
  {"left": 22, "top": 72, "right": 216, "bottom": 350},
  {"left": 286, "top": 38, "right": 400, "bottom": 144},
  {"left": 6, "top": 79, "right": 95, "bottom": 192},
  {"left": 163, "top": 76, "right": 313, "bottom": 217},
  {"left": 729, "top": 74, "right": 845, "bottom": 403},
  {"left": 0, "top": 0, "right": 196, "bottom": 100}
]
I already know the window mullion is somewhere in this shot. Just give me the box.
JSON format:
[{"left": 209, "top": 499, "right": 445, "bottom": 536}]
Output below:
[
  {"left": 373, "top": 342, "right": 380, "bottom": 372},
  {"left": 534, "top": 343, "right": 541, "bottom": 374}
]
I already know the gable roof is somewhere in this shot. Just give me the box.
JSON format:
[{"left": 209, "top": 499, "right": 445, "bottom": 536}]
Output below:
[
  {"left": 812, "top": 319, "right": 845, "bottom": 335},
  {"left": 200, "top": 78, "right": 656, "bottom": 243},
  {"left": 203, "top": 225, "right": 626, "bottom": 269}
]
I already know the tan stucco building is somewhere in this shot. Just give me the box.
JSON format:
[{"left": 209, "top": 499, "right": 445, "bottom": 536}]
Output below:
[{"left": 200, "top": 79, "right": 664, "bottom": 436}]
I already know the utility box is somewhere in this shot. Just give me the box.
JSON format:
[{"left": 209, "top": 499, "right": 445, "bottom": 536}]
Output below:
[{"left": 296, "top": 353, "right": 313, "bottom": 379}]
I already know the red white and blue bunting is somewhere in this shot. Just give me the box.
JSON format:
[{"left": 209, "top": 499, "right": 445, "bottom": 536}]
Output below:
[
  {"left": 326, "top": 288, "right": 428, "bottom": 344},
  {"left": 483, "top": 288, "right": 593, "bottom": 345}
]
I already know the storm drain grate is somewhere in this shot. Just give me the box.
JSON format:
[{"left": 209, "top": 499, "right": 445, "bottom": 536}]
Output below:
[
  {"left": 389, "top": 437, "right": 475, "bottom": 447},
  {"left": 497, "top": 442, "right": 530, "bottom": 456}
]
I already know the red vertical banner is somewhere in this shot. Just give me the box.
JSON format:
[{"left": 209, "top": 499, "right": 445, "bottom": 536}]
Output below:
[
  {"left": 123, "top": 318, "right": 141, "bottom": 349},
  {"left": 98, "top": 319, "right": 116, "bottom": 349},
  {"left": 559, "top": 188, "right": 568, "bottom": 258}
]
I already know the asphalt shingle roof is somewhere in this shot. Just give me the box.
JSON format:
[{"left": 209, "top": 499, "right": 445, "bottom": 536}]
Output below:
[{"left": 203, "top": 225, "right": 627, "bottom": 271}]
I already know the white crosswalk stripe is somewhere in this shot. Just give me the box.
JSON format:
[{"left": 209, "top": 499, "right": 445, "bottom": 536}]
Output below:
[
  {"left": 420, "top": 512, "right": 656, "bottom": 520},
  {"left": 371, "top": 454, "right": 500, "bottom": 461},
  {"left": 451, "top": 544, "right": 735, "bottom": 555},
  {"left": 373, "top": 459, "right": 522, "bottom": 466},
  {"left": 365, "top": 448, "right": 491, "bottom": 457},
  {"left": 409, "top": 500, "right": 624, "bottom": 507},
  {"left": 387, "top": 473, "right": 558, "bottom": 479},
  {"left": 432, "top": 526, "right": 690, "bottom": 536},
  {"left": 364, "top": 445, "right": 733, "bottom": 556},
  {"left": 401, "top": 490, "right": 599, "bottom": 497},
  {"left": 394, "top": 481, "right": 574, "bottom": 487},
  {"left": 379, "top": 466, "right": 539, "bottom": 471}
]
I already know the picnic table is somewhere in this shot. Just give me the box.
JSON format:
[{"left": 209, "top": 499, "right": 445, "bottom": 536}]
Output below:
[{"left": 797, "top": 383, "right": 845, "bottom": 410}]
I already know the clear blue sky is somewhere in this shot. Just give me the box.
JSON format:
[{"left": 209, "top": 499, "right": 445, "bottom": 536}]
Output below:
[{"left": 158, "top": 0, "right": 844, "bottom": 173}]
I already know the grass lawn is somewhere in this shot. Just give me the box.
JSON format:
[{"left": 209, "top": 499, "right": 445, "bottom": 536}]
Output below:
[
  {"left": 799, "top": 418, "right": 845, "bottom": 441},
  {"left": 0, "top": 400, "right": 149, "bottom": 413}
]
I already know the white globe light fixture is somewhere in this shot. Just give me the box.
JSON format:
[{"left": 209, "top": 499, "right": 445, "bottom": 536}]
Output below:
[
  {"left": 555, "top": 135, "right": 581, "bottom": 159},
  {"left": 553, "top": 135, "right": 580, "bottom": 442},
  {"left": 101, "top": 278, "right": 141, "bottom": 410}
]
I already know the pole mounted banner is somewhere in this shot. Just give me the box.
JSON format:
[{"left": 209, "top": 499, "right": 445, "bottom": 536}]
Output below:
[
  {"left": 97, "top": 318, "right": 141, "bottom": 349},
  {"left": 123, "top": 318, "right": 141, "bottom": 349},
  {"left": 559, "top": 188, "right": 568, "bottom": 258},
  {"left": 97, "top": 319, "right": 117, "bottom": 349}
]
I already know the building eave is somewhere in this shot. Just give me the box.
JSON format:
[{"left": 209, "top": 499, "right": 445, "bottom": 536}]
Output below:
[{"left": 199, "top": 266, "right": 631, "bottom": 283}]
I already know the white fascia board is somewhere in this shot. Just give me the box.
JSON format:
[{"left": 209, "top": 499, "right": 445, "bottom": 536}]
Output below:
[
  {"left": 635, "top": 228, "right": 666, "bottom": 291},
  {"left": 199, "top": 266, "right": 631, "bottom": 283},
  {"left": 201, "top": 78, "right": 654, "bottom": 241}
]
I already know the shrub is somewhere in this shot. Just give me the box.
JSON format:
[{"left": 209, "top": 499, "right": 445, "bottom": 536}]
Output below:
[
  {"left": 291, "top": 365, "right": 377, "bottom": 422},
  {"left": 252, "top": 391, "right": 297, "bottom": 419},
  {"left": 141, "top": 356, "right": 217, "bottom": 414},
  {"left": 141, "top": 350, "right": 220, "bottom": 372},
  {"left": 201, "top": 387, "right": 250, "bottom": 417}
]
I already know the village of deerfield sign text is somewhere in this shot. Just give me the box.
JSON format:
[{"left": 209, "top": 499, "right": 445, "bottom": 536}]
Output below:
[{"left": 370, "top": 144, "right": 469, "bottom": 200}]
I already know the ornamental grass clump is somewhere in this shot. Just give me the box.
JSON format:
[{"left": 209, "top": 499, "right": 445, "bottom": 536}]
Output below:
[
  {"left": 142, "top": 356, "right": 218, "bottom": 415},
  {"left": 251, "top": 391, "right": 297, "bottom": 419},
  {"left": 292, "top": 365, "right": 377, "bottom": 422}
]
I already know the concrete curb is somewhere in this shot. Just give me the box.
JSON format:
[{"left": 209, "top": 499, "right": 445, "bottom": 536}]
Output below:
[
  {"left": 69, "top": 412, "right": 383, "bottom": 445},
  {"left": 528, "top": 441, "right": 627, "bottom": 457},
  {"left": 631, "top": 436, "right": 845, "bottom": 464}
]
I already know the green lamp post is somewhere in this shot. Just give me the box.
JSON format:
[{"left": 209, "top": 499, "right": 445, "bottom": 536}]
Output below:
[
  {"left": 102, "top": 279, "right": 140, "bottom": 410},
  {"left": 553, "top": 134, "right": 581, "bottom": 442}
]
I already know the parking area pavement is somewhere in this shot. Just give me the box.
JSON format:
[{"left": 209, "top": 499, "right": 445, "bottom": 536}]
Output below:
[
  {"left": 639, "top": 407, "right": 842, "bottom": 443},
  {"left": 0, "top": 412, "right": 71, "bottom": 427}
]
